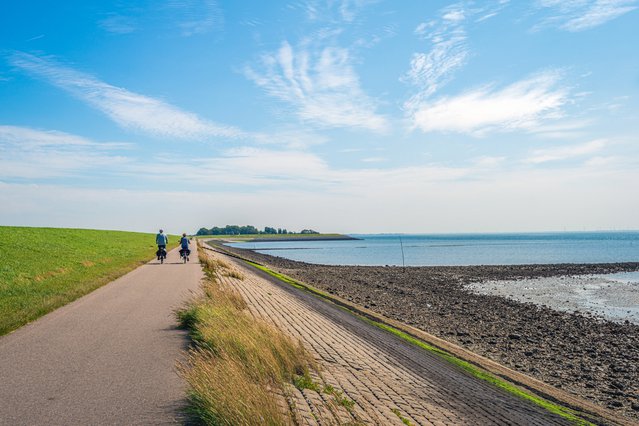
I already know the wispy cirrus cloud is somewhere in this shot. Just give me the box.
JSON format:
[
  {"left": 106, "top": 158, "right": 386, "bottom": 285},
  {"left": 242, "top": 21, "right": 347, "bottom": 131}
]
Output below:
[
  {"left": 535, "top": 0, "right": 638, "bottom": 31},
  {"left": 0, "top": 125, "right": 130, "bottom": 179},
  {"left": 403, "top": 3, "right": 582, "bottom": 137},
  {"left": 4, "top": 156, "right": 639, "bottom": 233},
  {"left": 133, "top": 146, "right": 474, "bottom": 191},
  {"left": 405, "top": 4, "right": 469, "bottom": 100},
  {"left": 293, "top": 0, "right": 373, "bottom": 23},
  {"left": 167, "top": 0, "right": 224, "bottom": 36},
  {"left": 404, "top": 1, "right": 511, "bottom": 101},
  {"left": 8, "top": 52, "right": 244, "bottom": 139},
  {"left": 409, "top": 71, "right": 569, "bottom": 135},
  {"left": 524, "top": 139, "right": 607, "bottom": 163},
  {"left": 245, "top": 41, "right": 388, "bottom": 132},
  {"left": 99, "top": 0, "right": 223, "bottom": 37},
  {"left": 99, "top": 14, "right": 137, "bottom": 34},
  {"left": 476, "top": 0, "right": 511, "bottom": 22}
]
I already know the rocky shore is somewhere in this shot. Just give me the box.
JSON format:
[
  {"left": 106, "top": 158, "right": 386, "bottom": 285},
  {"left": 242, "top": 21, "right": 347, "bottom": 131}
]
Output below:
[{"left": 216, "top": 243, "right": 639, "bottom": 422}]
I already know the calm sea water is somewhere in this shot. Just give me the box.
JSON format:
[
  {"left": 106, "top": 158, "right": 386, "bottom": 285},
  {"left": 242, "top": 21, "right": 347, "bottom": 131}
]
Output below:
[{"left": 227, "top": 232, "right": 639, "bottom": 266}]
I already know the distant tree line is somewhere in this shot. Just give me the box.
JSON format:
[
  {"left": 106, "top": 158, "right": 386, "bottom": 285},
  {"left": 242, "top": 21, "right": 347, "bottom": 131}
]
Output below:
[{"left": 196, "top": 225, "right": 319, "bottom": 236}]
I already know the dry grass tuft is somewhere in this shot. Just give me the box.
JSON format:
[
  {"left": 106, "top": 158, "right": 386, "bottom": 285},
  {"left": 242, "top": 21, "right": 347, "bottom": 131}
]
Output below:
[
  {"left": 222, "top": 270, "right": 245, "bottom": 280},
  {"left": 177, "top": 248, "right": 316, "bottom": 425},
  {"left": 34, "top": 267, "right": 70, "bottom": 282},
  {"left": 214, "top": 258, "right": 232, "bottom": 269},
  {"left": 180, "top": 350, "right": 286, "bottom": 426}
]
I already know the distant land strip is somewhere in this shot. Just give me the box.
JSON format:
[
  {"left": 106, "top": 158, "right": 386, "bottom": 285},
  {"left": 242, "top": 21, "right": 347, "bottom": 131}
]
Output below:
[
  {"left": 201, "top": 234, "right": 359, "bottom": 243},
  {"left": 245, "top": 235, "right": 358, "bottom": 242}
]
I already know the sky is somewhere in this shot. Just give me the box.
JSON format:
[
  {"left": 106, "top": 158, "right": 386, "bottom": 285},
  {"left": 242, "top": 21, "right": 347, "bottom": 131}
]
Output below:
[{"left": 1, "top": 0, "right": 638, "bottom": 234}]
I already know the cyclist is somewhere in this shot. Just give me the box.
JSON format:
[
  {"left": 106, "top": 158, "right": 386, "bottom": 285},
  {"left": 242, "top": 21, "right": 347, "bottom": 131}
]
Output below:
[
  {"left": 156, "top": 229, "right": 168, "bottom": 260},
  {"left": 179, "top": 233, "right": 191, "bottom": 260}
]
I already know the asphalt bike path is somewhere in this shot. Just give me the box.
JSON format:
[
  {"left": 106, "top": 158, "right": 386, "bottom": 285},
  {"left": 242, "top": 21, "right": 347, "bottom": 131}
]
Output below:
[
  {"left": 208, "top": 247, "right": 572, "bottom": 426},
  {"left": 0, "top": 246, "right": 202, "bottom": 425}
]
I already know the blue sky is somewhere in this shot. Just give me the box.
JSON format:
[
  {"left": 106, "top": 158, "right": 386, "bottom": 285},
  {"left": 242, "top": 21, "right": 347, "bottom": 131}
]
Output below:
[{"left": 1, "top": 0, "right": 638, "bottom": 233}]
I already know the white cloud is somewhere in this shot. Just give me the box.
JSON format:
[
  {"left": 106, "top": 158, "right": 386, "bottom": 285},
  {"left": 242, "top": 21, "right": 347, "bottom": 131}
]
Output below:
[
  {"left": 529, "top": 119, "right": 592, "bottom": 138},
  {"left": 99, "top": 0, "right": 223, "bottom": 37},
  {"left": 405, "top": 1, "right": 512, "bottom": 101},
  {"left": 473, "top": 156, "right": 506, "bottom": 168},
  {"left": 9, "top": 52, "right": 243, "bottom": 139},
  {"left": 408, "top": 71, "right": 570, "bottom": 135},
  {"left": 297, "top": 0, "right": 372, "bottom": 23},
  {"left": 254, "top": 128, "right": 329, "bottom": 149},
  {"left": 218, "top": 147, "right": 330, "bottom": 182},
  {"left": 476, "top": 0, "right": 511, "bottom": 22},
  {"left": 0, "top": 125, "right": 130, "bottom": 179},
  {"left": 443, "top": 9, "right": 465, "bottom": 22},
  {"left": 106, "top": 145, "right": 479, "bottom": 193},
  {"left": 99, "top": 14, "right": 137, "bottom": 34},
  {"left": 536, "top": 0, "right": 638, "bottom": 31},
  {"left": 0, "top": 126, "right": 328, "bottom": 186},
  {"left": 167, "top": 0, "right": 224, "bottom": 36},
  {"left": 245, "top": 41, "right": 388, "bottom": 132},
  {"left": 120, "top": 147, "right": 335, "bottom": 189},
  {"left": 405, "top": 5, "right": 469, "bottom": 99},
  {"left": 3, "top": 156, "right": 639, "bottom": 233},
  {"left": 524, "top": 139, "right": 607, "bottom": 163}
]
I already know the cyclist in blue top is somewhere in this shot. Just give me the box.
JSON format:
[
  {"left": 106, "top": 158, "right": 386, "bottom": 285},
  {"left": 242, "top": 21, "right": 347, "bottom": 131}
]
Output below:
[
  {"left": 156, "top": 229, "right": 168, "bottom": 259},
  {"left": 179, "top": 233, "right": 191, "bottom": 259}
]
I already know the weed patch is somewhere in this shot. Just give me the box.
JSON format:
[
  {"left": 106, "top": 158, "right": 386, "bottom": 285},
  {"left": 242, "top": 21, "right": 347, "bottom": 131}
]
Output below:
[
  {"left": 323, "top": 385, "right": 355, "bottom": 410},
  {"left": 391, "top": 408, "right": 412, "bottom": 425},
  {"left": 293, "top": 371, "right": 321, "bottom": 393}
]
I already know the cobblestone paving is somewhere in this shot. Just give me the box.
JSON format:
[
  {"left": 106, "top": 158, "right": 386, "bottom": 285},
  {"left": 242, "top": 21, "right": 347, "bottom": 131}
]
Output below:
[{"left": 210, "top": 249, "right": 571, "bottom": 426}]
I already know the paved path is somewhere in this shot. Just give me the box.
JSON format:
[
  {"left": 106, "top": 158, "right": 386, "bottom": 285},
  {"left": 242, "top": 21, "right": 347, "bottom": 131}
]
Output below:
[
  {"left": 209, "top": 248, "right": 572, "bottom": 426},
  {"left": 0, "top": 246, "right": 202, "bottom": 425}
]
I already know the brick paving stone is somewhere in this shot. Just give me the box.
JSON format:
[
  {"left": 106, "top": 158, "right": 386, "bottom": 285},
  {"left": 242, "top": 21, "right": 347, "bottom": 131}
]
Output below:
[{"left": 208, "top": 249, "right": 574, "bottom": 426}]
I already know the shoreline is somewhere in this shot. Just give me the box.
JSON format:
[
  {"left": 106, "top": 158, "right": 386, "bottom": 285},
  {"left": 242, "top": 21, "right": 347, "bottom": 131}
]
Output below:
[
  {"left": 216, "top": 243, "right": 639, "bottom": 421},
  {"left": 203, "top": 235, "right": 358, "bottom": 243},
  {"left": 243, "top": 235, "right": 358, "bottom": 242},
  {"left": 468, "top": 274, "right": 639, "bottom": 325}
]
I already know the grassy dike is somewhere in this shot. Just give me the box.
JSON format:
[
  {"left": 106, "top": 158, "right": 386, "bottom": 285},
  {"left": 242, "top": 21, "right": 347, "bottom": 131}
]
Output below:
[
  {"left": 0, "top": 226, "right": 174, "bottom": 336},
  {"left": 241, "top": 260, "right": 597, "bottom": 426},
  {"left": 176, "top": 245, "right": 317, "bottom": 425}
]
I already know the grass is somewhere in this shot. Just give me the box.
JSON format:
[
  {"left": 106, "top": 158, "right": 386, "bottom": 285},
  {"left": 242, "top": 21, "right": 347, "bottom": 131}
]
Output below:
[
  {"left": 222, "top": 270, "right": 245, "bottom": 280},
  {"left": 293, "top": 371, "right": 321, "bottom": 393},
  {"left": 247, "top": 261, "right": 331, "bottom": 298},
  {"left": 323, "top": 384, "right": 355, "bottom": 410},
  {"left": 242, "top": 260, "right": 595, "bottom": 426},
  {"left": 177, "top": 247, "right": 316, "bottom": 425},
  {"left": 391, "top": 408, "right": 412, "bottom": 425},
  {"left": 366, "top": 321, "right": 593, "bottom": 425},
  {"left": 0, "top": 226, "right": 175, "bottom": 336}
]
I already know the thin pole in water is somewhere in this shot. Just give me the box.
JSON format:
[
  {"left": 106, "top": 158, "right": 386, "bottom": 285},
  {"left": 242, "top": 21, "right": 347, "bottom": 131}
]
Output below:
[{"left": 399, "top": 235, "right": 406, "bottom": 268}]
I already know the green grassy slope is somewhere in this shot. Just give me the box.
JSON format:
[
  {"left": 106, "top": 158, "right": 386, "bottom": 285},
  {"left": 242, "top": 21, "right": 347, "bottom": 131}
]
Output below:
[{"left": 0, "top": 226, "right": 175, "bottom": 336}]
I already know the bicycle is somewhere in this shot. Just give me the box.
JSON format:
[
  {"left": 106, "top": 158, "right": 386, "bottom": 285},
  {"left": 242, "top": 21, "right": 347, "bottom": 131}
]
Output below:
[{"left": 157, "top": 247, "right": 167, "bottom": 264}]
